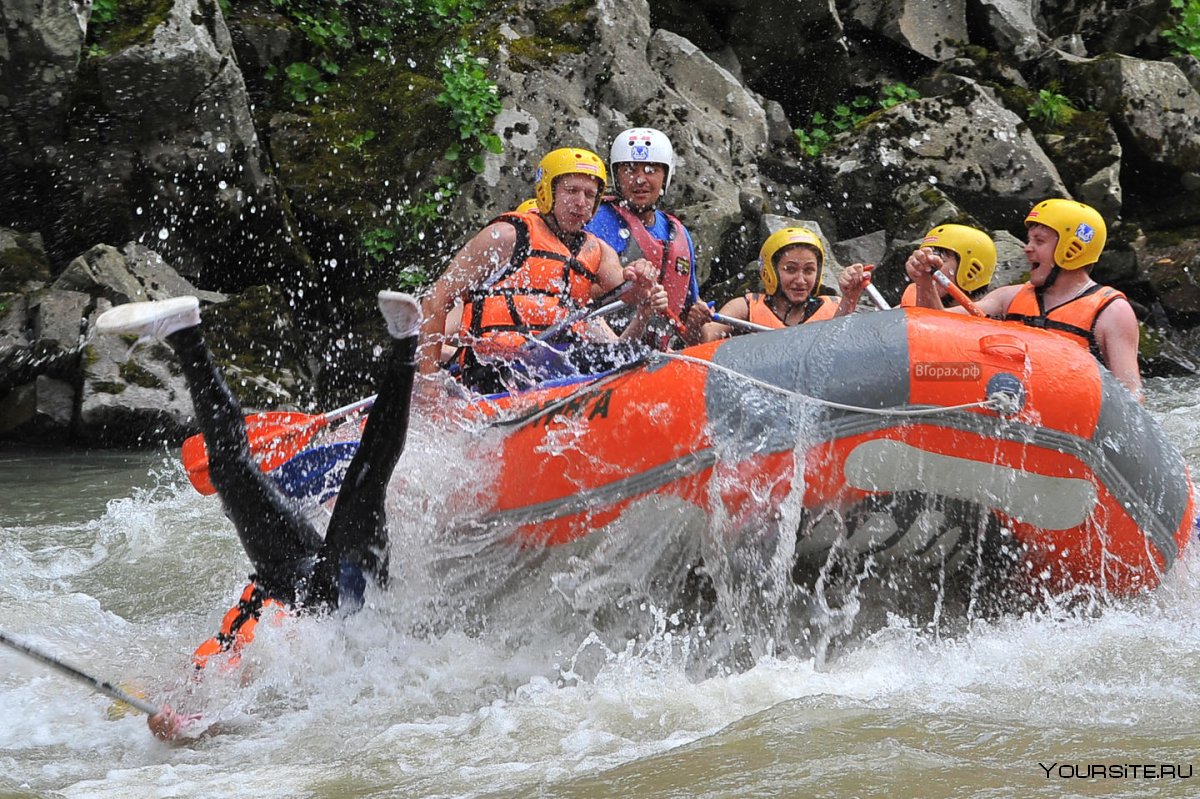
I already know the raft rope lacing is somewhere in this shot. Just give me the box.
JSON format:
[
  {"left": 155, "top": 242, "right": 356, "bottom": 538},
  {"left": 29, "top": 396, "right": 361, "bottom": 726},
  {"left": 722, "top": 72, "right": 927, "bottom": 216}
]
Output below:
[{"left": 659, "top": 352, "right": 1013, "bottom": 417}]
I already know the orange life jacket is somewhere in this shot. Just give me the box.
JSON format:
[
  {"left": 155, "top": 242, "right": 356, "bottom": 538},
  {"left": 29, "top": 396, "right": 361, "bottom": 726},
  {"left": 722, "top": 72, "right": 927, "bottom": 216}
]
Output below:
[
  {"left": 901, "top": 282, "right": 965, "bottom": 309},
  {"left": 460, "top": 211, "right": 604, "bottom": 360},
  {"left": 745, "top": 292, "right": 839, "bottom": 330},
  {"left": 192, "top": 581, "right": 287, "bottom": 670},
  {"left": 1002, "top": 282, "right": 1127, "bottom": 365}
]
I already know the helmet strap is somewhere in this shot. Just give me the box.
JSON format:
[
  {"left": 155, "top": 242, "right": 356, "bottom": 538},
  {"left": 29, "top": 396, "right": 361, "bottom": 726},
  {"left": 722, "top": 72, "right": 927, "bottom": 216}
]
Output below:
[{"left": 1040, "top": 265, "right": 1062, "bottom": 293}]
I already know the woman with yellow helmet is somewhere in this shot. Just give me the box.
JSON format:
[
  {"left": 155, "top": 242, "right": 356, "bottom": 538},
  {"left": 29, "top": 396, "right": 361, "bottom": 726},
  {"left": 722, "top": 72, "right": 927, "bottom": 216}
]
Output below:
[
  {"left": 899, "top": 224, "right": 996, "bottom": 308},
  {"left": 417, "top": 147, "right": 667, "bottom": 394},
  {"left": 904, "top": 198, "right": 1142, "bottom": 400},
  {"left": 700, "top": 226, "right": 875, "bottom": 342}
]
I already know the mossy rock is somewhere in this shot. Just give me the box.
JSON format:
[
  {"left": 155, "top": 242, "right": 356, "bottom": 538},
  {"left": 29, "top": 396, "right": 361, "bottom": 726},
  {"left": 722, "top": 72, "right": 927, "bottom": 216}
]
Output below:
[
  {"left": 91, "top": 380, "right": 128, "bottom": 395},
  {"left": 270, "top": 59, "right": 454, "bottom": 230},
  {"left": 86, "top": 0, "right": 174, "bottom": 55},
  {"left": 0, "top": 237, "right": 52, "bottom": 291},
  {"left": 506, "top": 34, "right": 585, "bottom": 72},
  {"left": 1034, "top": 110, "right": 1118, "bottom": 191},
  {"left": 1138, "top": 322, "right": 1162, "bottom": 359},
  {"left": 506, "top": 0, "right": 593, "bottom": 66},
  {"left": 202, "top": 285, "right": 312, "bottom": 408},
  {"left": 118, "top": 359, "right": 165, "bottom": 390}
]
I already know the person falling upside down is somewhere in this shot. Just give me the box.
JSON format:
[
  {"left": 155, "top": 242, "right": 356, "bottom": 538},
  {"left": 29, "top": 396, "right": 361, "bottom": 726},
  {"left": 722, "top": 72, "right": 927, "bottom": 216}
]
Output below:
[
  {"left": 905, "top": 198, "right": 1142, "bottom": 400},
  {"left": 94, "top": 290, "right": 423, "bottom": 739},
  {"left": 700, "top": 226, "right": 874, "bottom": 342}
]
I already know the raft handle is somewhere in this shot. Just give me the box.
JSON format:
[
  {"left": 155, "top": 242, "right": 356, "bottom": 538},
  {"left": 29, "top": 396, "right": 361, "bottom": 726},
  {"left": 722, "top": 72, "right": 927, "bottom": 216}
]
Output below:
[{"left": 979, "top": 334, "right": 1028, "bottom": 361}]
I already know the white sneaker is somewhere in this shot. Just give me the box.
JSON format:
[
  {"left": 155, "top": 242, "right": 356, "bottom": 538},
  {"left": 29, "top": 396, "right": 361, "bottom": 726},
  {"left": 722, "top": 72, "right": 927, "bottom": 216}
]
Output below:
[
  {"left": 95, "top": 296, "right": 201, "bottom": 340},
  {"left": 377, "top": 291, "right": 421, "bottom": 339}
]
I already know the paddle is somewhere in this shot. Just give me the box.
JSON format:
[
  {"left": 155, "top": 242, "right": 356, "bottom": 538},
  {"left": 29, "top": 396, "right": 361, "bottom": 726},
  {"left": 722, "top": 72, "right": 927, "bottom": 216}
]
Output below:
[
  {"left": 534, "top": 280, "right": 633, "bottom": 343},
  {"left": 931, "top": 270, "right": 988, "bottom": 317},
  {"left": 865, "top": 283, "right": 892, "bottom": 310},
  {"left": 534, "top": 298, "right": 627, "bottom": 343},
  {"left": 270, "top": 441, "right": 360, "bottom": 505},
  {"left": 181, "top": 394, "right": 377, "bottom": 495},
  {"left": 0, "top": 630, "right": 162, "bottom": 716},
  {"left": 712, "top": 312, "right": 773, "bottom": 333}
]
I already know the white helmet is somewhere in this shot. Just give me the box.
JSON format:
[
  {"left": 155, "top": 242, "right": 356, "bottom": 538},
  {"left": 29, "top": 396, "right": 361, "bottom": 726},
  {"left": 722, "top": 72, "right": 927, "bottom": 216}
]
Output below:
[{"left": 610, "top": 127, "right": 675, "bottom": 195}]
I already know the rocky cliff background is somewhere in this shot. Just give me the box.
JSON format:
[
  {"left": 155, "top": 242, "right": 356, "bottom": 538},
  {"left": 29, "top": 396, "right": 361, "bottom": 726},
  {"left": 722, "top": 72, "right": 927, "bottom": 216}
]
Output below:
[{"left": 2, "top": 0, "right": 1199, "bottom": 445}]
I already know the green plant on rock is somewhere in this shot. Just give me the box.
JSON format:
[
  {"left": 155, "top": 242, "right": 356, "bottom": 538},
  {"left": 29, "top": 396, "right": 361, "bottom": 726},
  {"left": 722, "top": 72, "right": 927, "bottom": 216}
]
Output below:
[
  {"left": 793, "top": 82, "right": 921, "bottom": 157},
  {"left": 438, "top": 40, "right": 503, "bottom": 173},
  {"left": 425, "top": 0, "right": 487, "bottom": 27},
  {"left": 362, "top": 177, "right": 461, "bottom": 269},
  {"left": 879, "top": 82, "right": 920, "bottom": 109},
  {"left": 84, "top": 0, "right": 173, "bottom": 53},
  {"left": 340, "top": 129, "right": 377, "bottom": 153},
  {"left": 261, "top": 0, "right": 501, "bottom": 168},
  {"left": 91, "top": 0, "right": 117, "bottom": 25},
  {"left": 269, "top": 0, "right": 352, "bottom": 51},
  {"left": 1028, "top": 88, "right": 1078, "bottom": 129},
  {"left": 281, "top": 60, "right": 337, "bottom": 103},
  {"left": 1163, "top": 0, "right": 1200, "bottom": 57}
]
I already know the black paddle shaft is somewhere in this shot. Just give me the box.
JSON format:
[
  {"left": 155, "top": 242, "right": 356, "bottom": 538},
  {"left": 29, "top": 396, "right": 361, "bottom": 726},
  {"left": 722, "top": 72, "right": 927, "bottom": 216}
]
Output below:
[{"left": 0, "top": 630, "right": 161, "bottom": 716}]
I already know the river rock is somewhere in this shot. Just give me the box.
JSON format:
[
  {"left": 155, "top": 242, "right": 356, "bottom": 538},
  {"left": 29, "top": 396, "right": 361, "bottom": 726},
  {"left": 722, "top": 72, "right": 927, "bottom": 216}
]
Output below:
[
  {"left": 815, "top": 78, "right": 1067, "bottom": 236},
  {"left": 1043, "top": 52, "right": 1200, "bottom": 196},
  {"left": 0, "top": 0, "right": 86, "bottom": 165},
  {"left": 0, "top": 228, "right": 53, "bottom": 291},
  {"left": 52, "top": 243, "right": 225, "bottom": 307},
  {"left": 842, "top": 0, "right": 967, "bottom": 62}
]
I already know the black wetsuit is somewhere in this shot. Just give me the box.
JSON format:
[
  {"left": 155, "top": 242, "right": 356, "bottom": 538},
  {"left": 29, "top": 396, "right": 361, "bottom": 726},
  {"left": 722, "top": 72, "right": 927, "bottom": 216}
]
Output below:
[{"left": 166, "top": 326, "right": 417, "bottom": 611}]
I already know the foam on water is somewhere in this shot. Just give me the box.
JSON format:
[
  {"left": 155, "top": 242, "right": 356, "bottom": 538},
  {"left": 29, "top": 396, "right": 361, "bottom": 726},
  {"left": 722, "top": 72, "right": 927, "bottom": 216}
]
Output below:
[{"left": 2, "top": 377, "right": 1198, "bottom": 797}]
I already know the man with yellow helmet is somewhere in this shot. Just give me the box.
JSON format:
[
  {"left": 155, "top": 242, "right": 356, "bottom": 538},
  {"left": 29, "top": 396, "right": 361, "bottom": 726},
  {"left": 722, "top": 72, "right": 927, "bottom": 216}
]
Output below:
[
  {"left": 417, "top": 147, "right": 666, "bottom": 394},
  {"left": 905, "top": 198, "right": 1141, "bottom": 399},
  {"left": 900, "top": 224, "right": 995, "bottom": 308},
  {"left": 700, "top": 226, "right": 874, "bottom": 341},
  {"left": 586, "top": 127, "right": 706, "bottom": 348}
]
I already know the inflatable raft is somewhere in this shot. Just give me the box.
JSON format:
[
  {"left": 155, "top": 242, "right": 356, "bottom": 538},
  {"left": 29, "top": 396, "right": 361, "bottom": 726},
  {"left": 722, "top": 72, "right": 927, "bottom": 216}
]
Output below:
[{"left": 433, "top": 307, "right": 1195, "bottom": 598}]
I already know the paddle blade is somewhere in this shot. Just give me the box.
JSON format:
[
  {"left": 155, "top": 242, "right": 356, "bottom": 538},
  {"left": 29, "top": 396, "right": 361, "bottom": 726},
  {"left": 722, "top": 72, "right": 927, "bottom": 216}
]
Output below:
[
  {"left": 181, "top": 432, "right": 216, "bottom": 495},
  {"left": 180, "top": 411, "right": 329, "bottom": 496},
  {"left": 271, "top": 441, "right": 360, "bottom": 505},
  {"left": 246, "top": 412, "right": 326, "bottom": 472}
]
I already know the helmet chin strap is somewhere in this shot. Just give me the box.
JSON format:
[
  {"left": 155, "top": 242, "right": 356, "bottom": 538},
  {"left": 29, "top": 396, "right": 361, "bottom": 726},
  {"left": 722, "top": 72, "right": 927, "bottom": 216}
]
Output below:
[{"left": 1039, "top": 265, "right": 1062, "bottom": 293}]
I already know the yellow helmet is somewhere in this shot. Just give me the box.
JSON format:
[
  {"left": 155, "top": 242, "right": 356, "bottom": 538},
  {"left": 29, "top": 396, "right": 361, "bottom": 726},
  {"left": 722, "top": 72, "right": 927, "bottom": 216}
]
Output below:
[
  {"left": 1024, "top": 198, "right": 1106, "bottom": 270},
  {"left": 921, "top": 224, "right": 997, "bottom": 292},
  {"left": 514, "top": 198, "right": 539, "bottom": 214},
  {"left": 534, "top": 148, "right": 607, "bottom": 215},
  {"left": 759, "top": 227, "right": 826, "bottom": 295}
]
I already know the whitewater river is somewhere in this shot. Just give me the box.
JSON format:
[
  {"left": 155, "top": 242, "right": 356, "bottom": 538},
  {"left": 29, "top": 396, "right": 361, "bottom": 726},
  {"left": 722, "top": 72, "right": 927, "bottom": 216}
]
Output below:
[{"left": 2, "top": 375, "right": 1199, "bottom": 798}]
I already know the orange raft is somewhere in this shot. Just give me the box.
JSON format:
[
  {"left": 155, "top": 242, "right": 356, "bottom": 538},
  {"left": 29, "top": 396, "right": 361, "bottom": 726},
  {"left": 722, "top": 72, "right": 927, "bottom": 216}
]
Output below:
[{"left": 451, "top": 307, "right": 1194, "bottom": 598}]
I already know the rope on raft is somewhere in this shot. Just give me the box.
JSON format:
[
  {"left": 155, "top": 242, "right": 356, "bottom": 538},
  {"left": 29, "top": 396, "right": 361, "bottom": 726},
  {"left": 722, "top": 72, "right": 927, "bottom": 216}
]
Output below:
[{"left": 661, "top": 351, "right": 1013, "bottom": 417}]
